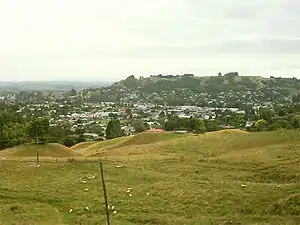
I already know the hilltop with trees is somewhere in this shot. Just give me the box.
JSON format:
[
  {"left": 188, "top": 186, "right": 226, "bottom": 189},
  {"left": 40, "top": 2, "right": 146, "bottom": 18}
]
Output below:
[{"left": 89, "top": 73, "right": 300, "bottom": 108}]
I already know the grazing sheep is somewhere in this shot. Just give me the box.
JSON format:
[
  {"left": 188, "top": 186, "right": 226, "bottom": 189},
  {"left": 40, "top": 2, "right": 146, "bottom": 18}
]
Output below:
[
  {"left": 85, "top": 206, "right": 90, "bottom": 211},
  {"left": 113, "top": 210, "right": 117, "bottom": 214},
  {"left": 69, "top": 209, "right": 73, "bottom": 213},
  {"left": 241, "top": 184, "right": 247, "bottom": 188}
]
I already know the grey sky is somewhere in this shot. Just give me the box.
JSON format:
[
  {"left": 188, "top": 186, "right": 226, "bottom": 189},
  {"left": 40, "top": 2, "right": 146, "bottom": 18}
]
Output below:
[{"left": 0, "top": 0, "right": 299, "bottom": 82}]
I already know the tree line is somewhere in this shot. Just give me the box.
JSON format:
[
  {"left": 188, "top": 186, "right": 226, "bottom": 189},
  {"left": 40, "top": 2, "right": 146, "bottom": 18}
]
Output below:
[
  {"left": 0, "top": 111, "right": 50, "bottom": 149},
  {"left": 0, "top": 102, "right": 299, "bottom": 149}
]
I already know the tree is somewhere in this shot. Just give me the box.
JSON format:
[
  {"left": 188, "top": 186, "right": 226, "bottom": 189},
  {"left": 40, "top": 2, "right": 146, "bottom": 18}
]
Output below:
[
  {"left": 254, "top": 119, "right": 268, "bottom": 131},
  {"left": 268, "top": 122, "right": 281, "bottom": 131},
  {"left": 63, "top": 136, "right": 77, "bottom": 147},
  {"left": 109, "top": 113, "right": 118, "bottom": 119},
  {"left": 48, "top": 125, "right": 67, "bottom": 143},
  {"left": 89, "top": 125, "right": 105, "bottom": 136},
  {"left": 289, "top": 115, "right": 300, "bottom": 128},
  {"left": 70, "top": 88, "right": 77, "bottom": 96},
  {"left": 77, "top": 134, "right": 86, "bottom": 143},
  {"left": 164, "top": 115, "right": 183, "bottom": 131},
  {"left": 205, "top": 120, "right": 219, "bottom": 132},
  {"left": 277, "top": 109, "right": 287, "bottom": 117},
  {"left": 27, "top": 118, "right": 50, "bottom": 143},
  {"left": 75, "top": 128, "right": 85, "bottom": 135},
  {"left": 189, "top": 117, "right": 205, "bottom": 133},
  {"left": 131, "top": 119, "right": 148, "bottom": 133},
  {"left": 259, "top": 108, "right": 274, "bottom": 122},
  {"left": 106, "top": 119, "right": 122, "bottom": 139}
]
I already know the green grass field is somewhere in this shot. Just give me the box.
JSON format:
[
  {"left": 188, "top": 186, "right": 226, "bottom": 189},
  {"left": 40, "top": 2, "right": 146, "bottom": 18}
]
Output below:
[{"left": 1, "top": 130, "right": 300, "bottom": 225}]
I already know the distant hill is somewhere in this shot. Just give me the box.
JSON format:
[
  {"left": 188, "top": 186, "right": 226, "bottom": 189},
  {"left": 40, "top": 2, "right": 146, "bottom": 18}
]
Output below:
[
  {"left": 0, "top": 81, "right": 110, "bottom": 92},
  {"left": 95, "top": 74, "right": 300, "bottom": 107},
  {"left": 115, "top": 74, "right": 299, "bottom": 93}
]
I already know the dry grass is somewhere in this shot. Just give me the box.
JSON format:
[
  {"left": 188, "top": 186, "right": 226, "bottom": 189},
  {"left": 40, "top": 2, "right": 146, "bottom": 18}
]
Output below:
[
  {"left": 0, "top": 129, "right": 300, "bottom": 224},
  {"left": 0, "top": 143, "right": 80, "bottom": 158},
  {"left": 77, "top": 136, "right": 131, "bottom": 156},
  {"left": 70, "top": 141, "right": 96, "bottom": 151},
  {"left": 206, "top": 129, "right": 249, "bottom": 135}
]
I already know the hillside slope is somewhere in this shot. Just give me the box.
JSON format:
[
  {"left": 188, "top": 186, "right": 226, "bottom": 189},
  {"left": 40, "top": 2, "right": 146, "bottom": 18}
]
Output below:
[
  {"left": 0, "top": 143, "right": 79, "bottom": 157},
  {"left": 0, "top": 130, "right": 300, "bottom": 224},
  {"left": 81, "top": 129, "right": 300, "bottom": 160}
]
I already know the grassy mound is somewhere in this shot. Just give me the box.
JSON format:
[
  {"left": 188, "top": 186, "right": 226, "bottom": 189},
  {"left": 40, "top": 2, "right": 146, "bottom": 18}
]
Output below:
[
  {"left": 207, "top": 129, "right": 249, "bottom": 135},
  {"left": 71, "top": 142, "right": 96, "bottom": 151},
  {"left": 79, "top": 136, "right": 131, "bottom": 156},
  {"left": 82, "top": 129, "right": 300, "bottom": 159},
  {"left": 116, "top": 132, "right": 182, "bottom": 147},
  {"left": 0, "top": 143, "right": 79, "bottom": 157}
]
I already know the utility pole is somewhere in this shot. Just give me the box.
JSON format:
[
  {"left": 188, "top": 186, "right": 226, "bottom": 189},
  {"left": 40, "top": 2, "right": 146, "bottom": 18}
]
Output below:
[
  {"left": 0, "top": 120, "right": 3, "bottom": 150},
  {"left": 100, "top": 160, "right": 110, "bottom": 225},
  {"left": 36, "top": 137, "right": 40, "bottom": 166}
]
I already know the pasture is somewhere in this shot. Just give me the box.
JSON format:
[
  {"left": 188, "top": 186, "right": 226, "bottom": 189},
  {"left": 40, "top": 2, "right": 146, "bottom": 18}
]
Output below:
[{"left": 1, "top": 130, "right": 300, "bottom": 224}]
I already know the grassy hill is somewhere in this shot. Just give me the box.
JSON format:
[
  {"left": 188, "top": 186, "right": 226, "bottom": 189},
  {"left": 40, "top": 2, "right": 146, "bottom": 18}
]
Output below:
[
  {"left": 0, "top": 143, "right": 79, "bottom": 158},
  {"left": 115, "top": 74, "right": 300, "bottom": 94},
  {"left": 70, "top": 142, "right": 97, "bottom": 151},
  {"left": 98, "top": 74, "right": 300, "bottom": 107},
  {"left": 0, "top": 130, "right": 300, "bottom": 224}
]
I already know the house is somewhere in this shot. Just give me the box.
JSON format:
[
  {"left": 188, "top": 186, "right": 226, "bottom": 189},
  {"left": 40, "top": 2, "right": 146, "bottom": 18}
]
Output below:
[
  {"left": 173, "top": 130, "right": 188, "bottom": 134},
  {"left": 145, "top": 128, "right": 165, "bottom": 133},
  {"left": 245, "top": 121, "right": 256, "bottom": 128},
  {"left": 83, "top": 133, "right": 99, "bottom": 138}
]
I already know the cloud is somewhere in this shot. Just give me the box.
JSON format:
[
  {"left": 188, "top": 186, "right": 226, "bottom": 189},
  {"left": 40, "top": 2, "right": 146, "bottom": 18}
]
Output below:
[{"left": 0, "top": 0, "right": 299, "bottom": 81}]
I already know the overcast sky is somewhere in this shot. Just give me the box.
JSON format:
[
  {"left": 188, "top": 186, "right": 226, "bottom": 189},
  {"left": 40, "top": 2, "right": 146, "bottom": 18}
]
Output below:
[{"left": 0, "top": 0, "right": 299, "bottom": 82}]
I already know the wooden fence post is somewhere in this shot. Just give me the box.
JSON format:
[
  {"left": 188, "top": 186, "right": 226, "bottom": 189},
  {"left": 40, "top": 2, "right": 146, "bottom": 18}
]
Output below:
[{"left": 100, "top": 160, "right": 110, "bottom": 225}]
